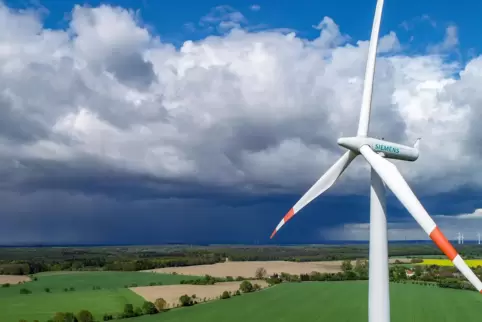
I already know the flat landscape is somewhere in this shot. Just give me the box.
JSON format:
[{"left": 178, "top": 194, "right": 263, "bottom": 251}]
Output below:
[
  {"left": 0, "top": 271, "right": 201, "bottom": 322},
  {"left": 3, "top": 288, "right": 143, "bottom": 322},
  {"left": 0, "top": 244, "right": 480, "bottom": 322},
  {"left": 128, "top": 281, "right": 482, "bottom": 322},
  {"left": 131, "top": 280, "right": 269, "bottom": 307},
  {"left": 143, "top": 258, "right": 410, "bottom": 277}
]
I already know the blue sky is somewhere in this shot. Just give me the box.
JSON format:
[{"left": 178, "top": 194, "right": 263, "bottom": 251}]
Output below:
[
  {"left": 5, "top": 0, "right": 482, "bottom": 54},
  {"left": 0, "top": 0, "right": 482, "bottom": 245}
]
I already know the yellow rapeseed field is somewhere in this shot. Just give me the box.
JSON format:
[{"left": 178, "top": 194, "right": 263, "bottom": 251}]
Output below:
[{"left": 422, "top": 259, "right": 482, "bottom": 267}]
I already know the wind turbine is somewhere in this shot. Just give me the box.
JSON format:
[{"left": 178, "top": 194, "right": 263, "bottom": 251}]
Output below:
[
  {"left": 268, "top": 0, "right": 482, "bottom": 321},
  {"left": 478, "top": 232, "right": 481, "bottom": 245}
]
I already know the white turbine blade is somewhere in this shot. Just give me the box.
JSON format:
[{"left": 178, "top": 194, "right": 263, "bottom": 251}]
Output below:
[
  {"left": 360, "top": 145, "right": 482, "bottom": 292},
  {"left": 356, "top": 0, "right": 385, "bottom": 137},
  {"left": 270, "top": 151, "right": 357, "bottom": 239}
]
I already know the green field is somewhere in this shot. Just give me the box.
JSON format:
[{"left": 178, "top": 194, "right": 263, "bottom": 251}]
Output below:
[
  {"left": 4, "top": 289, "right": 143, "bottom": 322},
  {"left": 127, "top": 281, "right": 482, "bottom": 322},
  {"left": 0, "top": 271, "right": 197, "bottom": 294},
  {"left": 0, "top": 271, "right": 200, "bottom": 322}
]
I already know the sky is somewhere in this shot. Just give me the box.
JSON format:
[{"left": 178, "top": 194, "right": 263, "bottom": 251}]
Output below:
[{"left": 1, "top": 0, "right": 482, "bottom": 245}]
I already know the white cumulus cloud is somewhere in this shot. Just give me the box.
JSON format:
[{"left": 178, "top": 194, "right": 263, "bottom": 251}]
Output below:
[{"left": 0, "top": 1, "right": 480, "bottom": 214}]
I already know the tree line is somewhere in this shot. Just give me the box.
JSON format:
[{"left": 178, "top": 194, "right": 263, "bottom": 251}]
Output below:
[{"left": 3, "top": 244, "right": 482, "bottom": 276}]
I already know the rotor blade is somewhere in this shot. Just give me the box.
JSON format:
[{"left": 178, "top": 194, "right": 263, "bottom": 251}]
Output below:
[
  {"left": 356, "top": 0, "right": 385, "bottom": 137},
  {"left": 360, "top": 145, "right": 482, "bottom": 292},
  {"left": 270, "top": 151, "right": 357, "bottom": 239}
]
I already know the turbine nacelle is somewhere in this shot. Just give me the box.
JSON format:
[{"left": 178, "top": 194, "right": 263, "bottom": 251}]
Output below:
[{"left": 337, "top": 136, "right": 420, "bottom": 162}]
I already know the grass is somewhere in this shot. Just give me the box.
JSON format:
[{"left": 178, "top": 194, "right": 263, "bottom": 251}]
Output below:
[
  {"left": 0, "top": 271, "right": 200, "bottom": 322},
  {"left": 0, "top": 271, "right": 199, "bottom": 294},
  {"left": 421, "top": 259, "right": 482, "bottom": 267},
  {"left": 3, "top": 288, "right": 143, "bottom": 322},
  {"left": 126, "top": 281, "right": 482, "bottom": 322}
]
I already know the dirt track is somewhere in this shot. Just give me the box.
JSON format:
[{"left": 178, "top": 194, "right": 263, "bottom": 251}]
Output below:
[
  {"left": 130, "top": 280, "right": 268, "bottom": 308},
  {"left": 0, "top": 275, "right": 31, "bottom": 285}
]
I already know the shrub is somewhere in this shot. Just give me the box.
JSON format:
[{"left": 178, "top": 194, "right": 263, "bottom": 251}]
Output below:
[
  {"left": 221, "top": 290, "right": 230, "bottom": 299},
  {"left": 123, "top": 303, "right": 135, "bottom": 318},
  {"left": 142, "top": 301, "right": 158, "bottom": 315},
  {"left": 102, "top": 314, "right": 113, "bottom": 321},
  {"left": 255, "top": 267, "right": 267, "bottom": 279},
  {"left": 240, "top": 280, "right": 254, "bottom": 293},
  {"left": 19, "top": 288, "right": 31, "bottom": 294},
  {"left": 44, "top": 287, "right": 51, "bottom": 293},
  {"left": 77, "top": 310, "right": 94, "bottom": 322},
  {"left": 1, "top": 283, "right": 10, "bottom": 288},
  {"left": 179, "top": 294, "right": 193, "bottom": 307},
  {"left": 52, "top": 312, "right": 77, "bottom": 322},
  {"left": 134, "top": 307, "right": 143, "bottom": 317},
  {"left": 154, "top": 298, "right": 167, "bottom": 311}
]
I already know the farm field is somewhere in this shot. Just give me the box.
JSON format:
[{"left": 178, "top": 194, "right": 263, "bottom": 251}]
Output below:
[
  {"left": 131, "top": 280, "right": 269, "bottom": 308},
  {"left": 2, "top": 288, "right": 143, "bottom": 322},
  {"left": 0, "top": 271, "right": 199, "bottom": 294},
  {"left": 143, "top": 260, "right": 344, "bottom": 277},
  {"left": 0, "top": 271, "right": 200, "bottom": 322},
  {"left": 127, "top": 281, "right": 482, "bottom": 322},
  {"left": 0, "top": 275, "right": 30, "bottom": 285},
  {"left": 144, "top": 259, "right": 410, "bottom": 278},
  {"left": 421, "top": 259, "right": 482, "bottom": 267}
]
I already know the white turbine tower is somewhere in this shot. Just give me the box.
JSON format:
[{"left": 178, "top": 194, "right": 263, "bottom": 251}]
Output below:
[
  {"left": 269, "top": 0, "right": 482, "bottom": 321},
  {"left": 478, "top": 232, "right": 481, "bottom": 245}
]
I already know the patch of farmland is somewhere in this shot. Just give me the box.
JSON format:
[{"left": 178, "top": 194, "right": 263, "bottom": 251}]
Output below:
[
  {"left": 143, "top": 259, "right": 410, "bottom": 278},
  {"left": 130, "top": 280, "right": 268, "bottom": 308},
  {"left": 0, "top": 275, "right": 31, "bottom": 285},
  {"left": 0, "top": 271, "right": 200, "bottom": 296},
  {"left": 142, "top": 261, "right": 344, "bottom": 277},
  {"left": 0, "top": 288, "right": 144, "bottom": 322},
  {"left": 125, "top": 281, "right": 482, "bottom": 322}
]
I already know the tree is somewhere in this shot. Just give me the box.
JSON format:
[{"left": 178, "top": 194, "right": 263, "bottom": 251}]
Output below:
[
  {"left": 179, "top": 294, "right": 193, "bottom": 306},
  {"left": 142, "top": 301, "right": 158, "bottom": 315},
  {"left": 77, "top": 310, "right": 94, "bottom": 322},
  {"left": 255, "top": 267, "right": 267, "bottom": 279},
  {"left": 102, "top": 314, "right": 113, "bottom": 321},
  {"left": 154, "top": 298, "right": 168, "bottom": 311},
  {"left": 52, "top": 312, "right": 78, "bottom": 322},
  {"left": 239, "top": 280, "right": 253, "bottom": 293},
  {"left": 221, "top": 290, "right": 230, "bottom": 299},
  {"left": 123, "top": 303, "right": 135, "bottom": 318},
  {"left": 341, "top": 260, "right": 353, "bottom": 272}
]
